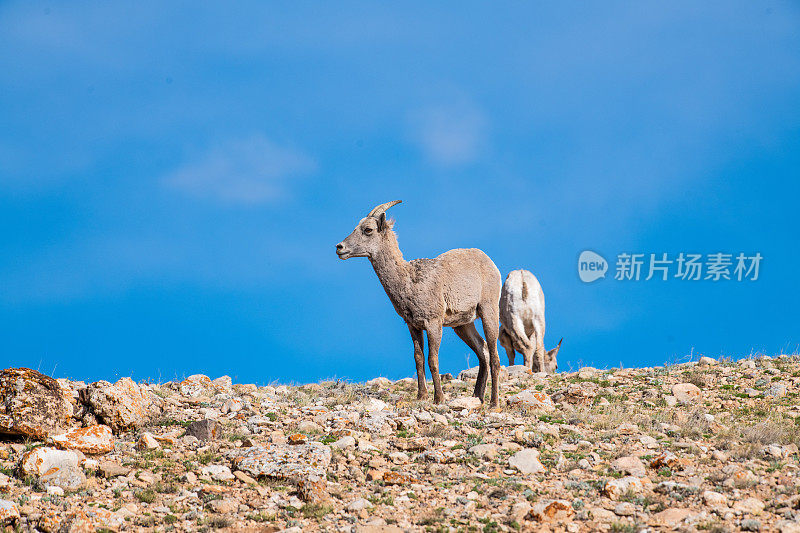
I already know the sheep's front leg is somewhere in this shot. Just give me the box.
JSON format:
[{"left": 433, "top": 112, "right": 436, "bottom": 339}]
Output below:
[
  {"left": 408, "top": 325, "right": 427, "bottom": 400},
  {"left": 499, "top": 329, "right": 516, "bottom": 366},
  {"left": 528, "top": 320, "right": 547, "bottom": 372},
  {"left": 426, "top": 321, "right": 444, "bottom": 404}
]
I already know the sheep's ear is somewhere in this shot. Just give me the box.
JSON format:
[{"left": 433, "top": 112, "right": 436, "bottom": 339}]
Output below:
[{"left": 377, "top": 212, "right": 387, "bottom": 232}]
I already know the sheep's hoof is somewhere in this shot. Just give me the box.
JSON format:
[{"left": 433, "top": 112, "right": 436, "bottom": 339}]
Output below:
[
  {"left": 416, "top": 391, "right": 427, "bottom": 401},
  {"left": 433, "top": 394, "right": 444, "bottom": 404}
]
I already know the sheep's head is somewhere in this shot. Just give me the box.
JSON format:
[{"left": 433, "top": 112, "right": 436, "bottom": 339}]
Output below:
[
  {"left": 544, "top": 338, "right": 562, "bottom": 373},
  {"left": 336, "top": 200, "right": 402, "bottom": 260}
]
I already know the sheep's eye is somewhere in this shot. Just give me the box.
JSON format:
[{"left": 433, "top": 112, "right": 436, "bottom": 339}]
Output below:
[{"left": 363, "top": 227, "right": 373, "bottom": 235}]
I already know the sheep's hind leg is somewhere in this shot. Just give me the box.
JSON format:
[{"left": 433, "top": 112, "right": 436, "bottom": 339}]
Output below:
[
  {"left": 426, "top": 321, "right": 445, "bottom": 404},
  {"left": 478, "top": 303, "right": 502, "bottom": 409},
  {"left": 408, "top": 325, "right": 427, "bottom": 400},
  {"left": 522, "top": 347, "right": 533, "bottom": 370},
  {"left": 454, "top": 322, "right": 489, "bottom": 402}
]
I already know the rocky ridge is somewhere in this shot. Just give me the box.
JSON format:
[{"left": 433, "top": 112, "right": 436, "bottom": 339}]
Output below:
[{"left": 1, "top": 355, "right": 799, "bottom": 532}]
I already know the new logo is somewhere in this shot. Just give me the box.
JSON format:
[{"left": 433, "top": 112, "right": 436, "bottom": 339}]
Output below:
[{"left": 578, "top": 250, "right": 608, "bottom": 283}]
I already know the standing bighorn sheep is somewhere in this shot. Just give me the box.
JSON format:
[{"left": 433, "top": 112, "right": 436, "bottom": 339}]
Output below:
[
  {"left": 499, "top": 269, "right": 561, "bottom": 373},
  {"left": 336, "top": 201, "right": 504, "bottom": 407}
]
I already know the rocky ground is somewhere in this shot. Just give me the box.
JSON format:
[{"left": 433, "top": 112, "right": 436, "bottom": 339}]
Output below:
[{"left": 1, "top": 355, "right": 800, "bottom": 532}]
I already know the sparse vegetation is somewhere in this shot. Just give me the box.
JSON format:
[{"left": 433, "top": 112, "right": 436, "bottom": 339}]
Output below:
[
  {"left": 2, "top": 354, "right": 798, "bottom": 531},
  {"left": 135, "top": 489, "right": 156, "bottom": 503}
]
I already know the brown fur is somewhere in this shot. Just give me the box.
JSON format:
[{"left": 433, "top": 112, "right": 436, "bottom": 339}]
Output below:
[{"left": 336, "top": 201, "right": 503, "bottom": 407}]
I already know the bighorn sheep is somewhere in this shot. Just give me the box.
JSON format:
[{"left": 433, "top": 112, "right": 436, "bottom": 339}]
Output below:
[
  {"left": 498, "top": 269, "right": 561, "bottom": 373},
  {"left": 336, "top": 201, "right": 504, "bottom": 407}
]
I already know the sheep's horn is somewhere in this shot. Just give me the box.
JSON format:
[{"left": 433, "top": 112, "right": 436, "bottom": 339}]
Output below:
[
  {"left": 367, "top": 200, "right": 402, "bottom": 218},
  {"left": 548, "top": 338, "right": 563, "bottom": 356}
]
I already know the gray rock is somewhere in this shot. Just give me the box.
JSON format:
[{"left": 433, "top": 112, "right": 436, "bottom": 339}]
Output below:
[
  {"left": 448, "top": 396, "right": 482, "bottom": 410},
  {"left": 331, "top": 436, "right": 356, "bottom": 450},
  {"left": 734, "top": 497, "right": 765, "bottom": 514},
  {"left": 211, "top": 375, "right": 232, "bottom": 392},
  {"left": 198, "top": 407, "right": 220, "bottom": 419},
  {"left": 297, "top": 420, "right": 323, "bottom": 434},
  {"left": 671, "top": 383, "right": 701, "bottom": 404},
  {"left": 137, "top": 432, "right": 160, "bottom": 450},
  {"left": 361, "top": 398, "right": 388, "bottom": 412},
  {"left": 0, "top": 499, "right": 20, "bottom": 525},
  {"left": 186, "top": 419, "right": 220, "bottom": 441},
  {"left": 208, "top": 499, "right": 237, "bottom": 514},
  {"left": 417, "top": 449, "right": 455, "bottom": 463},
  {"left": 604, "top": 477, "right": 644, "bottom": 500},
  {"left": 509, "top": 448, "right": 545, "bottom": 474},
  {"left": 468, "top": 443, "right": 499, "bottom": 458},
  {"left": 741, "top": 519, "right": 761, "bottom": 531},
  {"left": 81, "top": 377, "right": 151, "bottom": 432},
  {"left": 611, "top": 455, "right": 646, "bottom": 478},
  {"left": 231, "top": 443, "right": 332, "bottom": 480},
  {"left": 359, "top": 411, "right": 395, "bottom": 435},
  {"left": 19, "top": 447, "right": 86, "bottom": 490},
  {"left": 505, "top": 365, "right": 533, "bottom": 379},
  {"left": 201, "top": 464, "right": 235, "bottom": 482},
  {"left": 702, "top": 490, "right": 727, "bottom": 506},
  {"left": 614, "top": 502, "right": 635, "bottom": 516},
  {"left": 347, "top": 497, "right": 373, "bottom": 512},
  {"left": 765, "top": 384, "right": 787, "bottom": 398},
  {"left": 221, "top": 398, "right": 244, "bottom": 414},
  {"left": 0, "top": 368, "right": 73, "bottom": 439},
  {"left": 764, "top": 444, "right": 783, "bottom": 458},
  {"left": 458, "top": 366, "right": 509, "bottom": 381},
  {"left": 99, "top": 461, "right": 131, "bottom": 478},
  {"left": 507, "top": 389, "right": 556, "bottom": 411},
  {"left": 181, "top": 435, "right": 200, "bottom": 447},
  {"left": 777, "top": 521, "right": 800, "bottom": 533},
  {"left": 650, "top": 507, "right": 693, "bottom": 527}
]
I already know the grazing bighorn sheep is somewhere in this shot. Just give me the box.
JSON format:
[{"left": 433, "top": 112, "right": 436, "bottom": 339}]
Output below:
[
  {"left": 336, "top": 201, "right": 504, "bottom": 407},
  {"left": 498, "top": 269, "right": 562, "bottom": 373}
]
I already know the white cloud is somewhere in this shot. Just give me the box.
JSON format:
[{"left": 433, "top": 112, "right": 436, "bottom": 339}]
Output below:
[
  {"left": 411, "top": 100, "right": 487, "bottom": 167},
  {"left": 162, "top": 136, "right": 315, "bottom": 205}
]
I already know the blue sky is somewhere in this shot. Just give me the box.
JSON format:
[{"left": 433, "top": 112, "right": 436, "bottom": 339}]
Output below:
[{"left": 1, "top": 2, "right": 798, "bottom": 384}]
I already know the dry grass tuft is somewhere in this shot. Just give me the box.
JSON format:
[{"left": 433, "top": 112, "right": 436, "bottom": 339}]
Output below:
[
  {"left": 740, "top": 419, "right": 799, "bottom": 445},
  {"left": 683, "top": 369, "right": 712, "bottom": 388},
  {"left": 716, "top": 416, "right": 800, "bottom": 459},
  {"left": 420, "top": 423, "right": 454, "bottom": 439}
]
